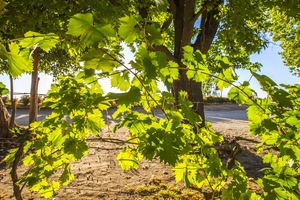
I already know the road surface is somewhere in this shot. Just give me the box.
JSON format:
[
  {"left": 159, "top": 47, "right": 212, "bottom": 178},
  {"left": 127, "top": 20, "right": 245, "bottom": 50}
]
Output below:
[{"left": 10, "top": 106, "right": 248, "bottom": 126}]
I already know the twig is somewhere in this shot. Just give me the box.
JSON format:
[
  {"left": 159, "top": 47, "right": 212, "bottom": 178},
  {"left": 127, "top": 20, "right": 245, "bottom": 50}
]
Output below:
[
  {"left": 86, "top": 137, "right": 138, "bottom": 145},
  {"left": 234, "top": 136, "right": 260, "bottom": 144},
  {"left": 62, "top": 187, "right": 134, "bottom": 194}
]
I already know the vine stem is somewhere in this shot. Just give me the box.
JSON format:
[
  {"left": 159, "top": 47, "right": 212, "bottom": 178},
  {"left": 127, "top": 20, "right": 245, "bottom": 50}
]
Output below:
[
  {"left": 98, "top": 48, "right": 170, "bottom": 121},
  {"left": 10, "top": 131, "right": 30, "bottom": 200}
]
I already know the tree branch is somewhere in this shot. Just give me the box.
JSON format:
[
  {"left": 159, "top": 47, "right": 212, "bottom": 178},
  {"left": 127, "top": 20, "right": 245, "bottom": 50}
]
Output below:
[
  {"left": 193, "top": 0, "right": 222, "bottom": 53},
  {"left": 149, "top": 45, "right": 178, "bottom": 62},
  {"left": 192, "top": 0, "right": 219, "bottom": 23},
  {"left": 167, "top": 0, "right": 177, "bottom": 16},
  {"left": 161, "top": 16, "right": 173, "bottom": 31}
]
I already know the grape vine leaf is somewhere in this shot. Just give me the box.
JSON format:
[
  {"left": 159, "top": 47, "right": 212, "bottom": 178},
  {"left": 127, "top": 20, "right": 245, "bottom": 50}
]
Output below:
[
  {"left": 107, "top": 86, "right": 141, "bottom": 106},
  {"left": 228, "top": 82, "right": 253, "bottom": 104},
  {"left": 117, "top": 148, "right": 142, "bottom": 170},
  {"left": 87, "top": 109, "right": 105, "bottom": 135},
  {"left": 146, "top": 24, "right": 163, "bottom": 45},
  {"left": 252, "top": 72, "right": 277, "bottom": 91},
  {"left": 178, "top": 91, "right": 201, "bottom": 125},
  {"left": 60, "top": 164, "right": 74, "bottom": 186},
  {"left": 118, "top": 15, "right": 139, "bottom": 43},
  {"left": 110, "top": 71, "right": 130, "bottom": 91},
  {"left": 0, "top": 43, "right": 32, "bottom": 77},
  {"left": 64, "top": 138, "right": 89, "bottom": 160},
  {"left": 67, "top": 13, "right": 115, "bottom": 47},
  {"left": 81, "top": 50, "right": 119, "bottom": 73},
  {"left": 20, "top": 31, "right": 59, "bottom": 52},
  {"left": 0, "top": 82, "right": 9, "bottom": 95}
]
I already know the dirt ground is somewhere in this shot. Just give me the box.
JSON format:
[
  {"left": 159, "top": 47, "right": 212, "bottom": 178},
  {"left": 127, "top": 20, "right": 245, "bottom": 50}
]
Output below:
[{"left": 0, "top": 104, "right": 267, "bottom": 199}]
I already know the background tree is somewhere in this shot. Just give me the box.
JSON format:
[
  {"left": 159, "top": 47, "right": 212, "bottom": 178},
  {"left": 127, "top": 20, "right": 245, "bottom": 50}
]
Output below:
[{"left": 0, "top": 0, "right": 89, "bottom": 126}]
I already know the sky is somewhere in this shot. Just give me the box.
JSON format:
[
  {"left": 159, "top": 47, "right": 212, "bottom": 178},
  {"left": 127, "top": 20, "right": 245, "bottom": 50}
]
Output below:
[{"left": 0, "top": 44, "right": 299, "bottom": 99}]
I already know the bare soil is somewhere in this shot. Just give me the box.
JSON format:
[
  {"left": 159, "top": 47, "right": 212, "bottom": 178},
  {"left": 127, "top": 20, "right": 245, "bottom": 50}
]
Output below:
[{"left": 0, "top": 104, "right": 266, "bottom": 199}]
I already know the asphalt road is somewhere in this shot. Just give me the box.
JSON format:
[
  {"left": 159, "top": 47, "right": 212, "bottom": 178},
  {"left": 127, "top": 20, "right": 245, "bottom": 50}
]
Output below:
[{"left": 10, "top": 107, "right": 248, "bottom": 126}]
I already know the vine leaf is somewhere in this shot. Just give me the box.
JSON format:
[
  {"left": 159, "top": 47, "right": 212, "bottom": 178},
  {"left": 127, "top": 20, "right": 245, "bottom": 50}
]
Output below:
[
  {"left": 20, "top": 31, "right": 59, "bottom": 52},
  {"left": 81, "top": 50, "right": 119, "bottom": 73},
  {"left": 107, "top": 86, "right": 141, "bottom": 106},
  {"left": 216, "top": 67, "right": 237, "bottom": 90},
  {"left": 118, "top": 15, "right": 139, "bottom": 43},
  {"left": 0, "top": 82, "right": 9, "bottom": 95},
  {"left": 67, "top": 13, "right": 115, "bottom": 47},
  {"left": 252, "top": 72, "right": 277, "bottom": 91},
  {"left": 182, "top": 46, "right": 210, "bottom": 82},
  {"left": 228, "top": 82, "right": 253, "bottom": 104},
  {"left": 0, "top": 43, "right": 32, "bottom": 77},
  {"left": 178, "top": 91, "right": 201, "bottom": 125},
  {"left": 111, "top": 71, "right": 130, "bottom": 91},
  {"left": 117, "top": 148, "right": 142, "bottom": 170},
  {"left": 146, "top": 24, "right": 163, "bottom": 45},
  {"left": 60, "top": 164, "right": 74, "bottom": 186},
  {"left": 64, "top": 138, "right": 89, "bottom": 160},
  {"left": 87, "top": 110, "right": 105, "bottom": 135}
]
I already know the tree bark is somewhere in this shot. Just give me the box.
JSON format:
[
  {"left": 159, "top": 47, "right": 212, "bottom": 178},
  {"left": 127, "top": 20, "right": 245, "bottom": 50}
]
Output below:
[
  {"left": 172, "top": 0, "right": 222, "bottom": 127},
  {"left": 9, "top": 75, "right": 16, "bottom": 129},
  {"left": 29, "top": 48, "right": 40, "bottom": 125},
  {"left": 0, "top": 96, "right": 11, "bottom": 138}
]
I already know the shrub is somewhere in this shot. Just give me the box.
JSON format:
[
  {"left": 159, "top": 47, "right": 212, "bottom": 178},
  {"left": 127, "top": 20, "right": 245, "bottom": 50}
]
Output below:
[
  {"left": 204, "top": 96, "right": 235, "bottom": 104},
  {"left": 20, "top": 95, "right": 30, "bottom": 106}
]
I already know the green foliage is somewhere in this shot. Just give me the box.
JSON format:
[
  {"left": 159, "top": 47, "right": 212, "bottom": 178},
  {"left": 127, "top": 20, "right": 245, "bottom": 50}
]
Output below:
[
  {"left": 182, "top": 46, "right": 210, "bottom": 82},
  {"left": 2, "top": 1, "right": 300, "bottom": 199},
  {"left": 117, "top": 148, "right": 143, "bottom": 170},
  {"left": 118, "top": 15, "right": 140, "bottom": 43},
  {"left": 8, "top": 73, "right": 110, "bottom": 197},
  {"left": 0, "top": 43, "right": 32, "bottom": 77},
  {"left": 20, "top": 95, "right": 30, "bottom": 106},
  {"left": 67, "top": 13, "right": 115, "bottom": 47},
  {"left": 0, "top": 82, "right": 9, "bottom": 95},
  {"left": 20, "top": 32, "right": 59, "bottom": 52},
  {"left": 228, "top": 82, "right": 255, "bottom": 104},
  {"left": 204, "top": 96, "right": 235, "bottom": 104},
  {"left": 247, "top": 75, "right": 300, "bottom": 199}
]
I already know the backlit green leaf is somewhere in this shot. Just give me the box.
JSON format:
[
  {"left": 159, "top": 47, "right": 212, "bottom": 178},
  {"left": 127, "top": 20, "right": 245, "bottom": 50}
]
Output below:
[
  {"left": 20, "top": 31, "right": 59, "bottom": 52},
  {"left": 6, "top": 42, "right": 32, "bottom": 77},
  {"left": 178, "top": 91, "right": 201, "bottom": 125},
  {"left": 118, "top": 15, "right": 139, "bottom": 43},
  {"left": 117, "top": 148, "right": 142, "bottom": 170},
  {"left": 111, "top": 71, "right": 130, "bottom": 91},
  {"left": 107, "top": 86, "right": 141, "bottom": 106},
  {"left": 64, "top": 138, "right": 89, "bottom": 160},
  {"left": 67, "top": 13, "right": 113, "bottom": 47},
  {"left": 0, "top": 82, "right": 9, "bottom": 95},
  {"left": 228, "top": 82, "right": 253, "bottom": 104},
  {"left": 146, "top": 24, "right": 163, "bottom": 45},
  {"left": 60, "top": 164, "right": 74, "bottom": 186}
]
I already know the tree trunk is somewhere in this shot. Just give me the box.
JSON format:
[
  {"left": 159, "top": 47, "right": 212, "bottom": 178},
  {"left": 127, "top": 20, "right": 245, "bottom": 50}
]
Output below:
[
  {"left": 0, "top": 96, "right": 11, "bottom": 138},
  {"left": 29, "top": 48, "right": 40, "bottom": 125},
  {"left": 172, "top": 0, "right": 221, "bottom": 127},
  {"left": 173, "top": 71, "right": 205, "bottom": 125},
  {"left": 9, "top": 75, "right": 16, "bottom": 129},
  {"left": 172, "top": 0, "right": 205, "bottom": 126}
]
